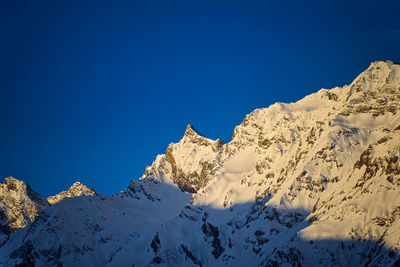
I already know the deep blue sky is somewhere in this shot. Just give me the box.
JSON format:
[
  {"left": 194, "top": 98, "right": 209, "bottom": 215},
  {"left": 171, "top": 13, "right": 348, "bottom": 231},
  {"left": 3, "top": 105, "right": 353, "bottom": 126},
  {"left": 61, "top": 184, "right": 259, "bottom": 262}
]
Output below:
[{"left": 1, "top": 1, "right": 399, "bottom": 197}]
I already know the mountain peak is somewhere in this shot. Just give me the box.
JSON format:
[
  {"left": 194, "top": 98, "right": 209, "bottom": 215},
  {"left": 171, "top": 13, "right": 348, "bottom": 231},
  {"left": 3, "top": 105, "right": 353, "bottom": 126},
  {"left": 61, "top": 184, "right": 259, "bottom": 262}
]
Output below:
[
  {"left": 184, "top": 124, "right": 205, "bottom": 138},
  {"left": 1, "top": 177, "right": 45, "bottom": 205},
  {"left": 352, "top": 60, "right": 400, "bottom": 88},
  {"left": 0, "top": 177, "right": 48, "bottom": 232},
  {"left": 3, "top": 61, "right": 400, "bottom": 266},
  {"left": 47, "top": 181, "right": 96, "bottom": 205},
  {"left": 3, "top": 176, "right": 25, "bottom": 190},
  {"left": 368, "top": 60, "right": 398, "bottom": 69}
]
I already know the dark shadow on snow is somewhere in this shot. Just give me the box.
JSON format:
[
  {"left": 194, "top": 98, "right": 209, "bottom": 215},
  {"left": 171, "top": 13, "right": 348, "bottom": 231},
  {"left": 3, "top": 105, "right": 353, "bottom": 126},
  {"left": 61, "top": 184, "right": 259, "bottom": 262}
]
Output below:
[{"left": 1, "top": 180, "right": 400, "bottom": 267}]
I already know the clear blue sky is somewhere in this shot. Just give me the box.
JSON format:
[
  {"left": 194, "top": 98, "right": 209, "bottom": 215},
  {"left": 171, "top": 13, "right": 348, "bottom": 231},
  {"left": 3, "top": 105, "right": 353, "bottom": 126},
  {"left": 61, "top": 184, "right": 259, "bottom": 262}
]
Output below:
[{"left": 1, "top": 1, "right": 399, "bottom": 197}]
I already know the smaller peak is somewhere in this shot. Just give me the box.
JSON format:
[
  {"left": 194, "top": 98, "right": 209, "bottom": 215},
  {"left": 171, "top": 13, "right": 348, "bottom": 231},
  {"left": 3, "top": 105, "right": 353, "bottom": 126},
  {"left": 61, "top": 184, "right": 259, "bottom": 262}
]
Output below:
[
  {"left": 47, "top": 181, "right": 96, "bottom": 205},
  {"left": 67, "top": 181, "right": 94, "bottom": 194},
  {"left": 184, "top": 124, "right": 205, "bottom": 138}
]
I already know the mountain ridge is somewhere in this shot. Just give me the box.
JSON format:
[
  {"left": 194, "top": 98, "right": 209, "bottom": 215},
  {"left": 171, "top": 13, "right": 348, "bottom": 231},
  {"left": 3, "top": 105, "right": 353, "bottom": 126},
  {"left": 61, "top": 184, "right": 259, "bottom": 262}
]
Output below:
[{"left": 1, "top": 60, "right": 400, "bottom": 266}]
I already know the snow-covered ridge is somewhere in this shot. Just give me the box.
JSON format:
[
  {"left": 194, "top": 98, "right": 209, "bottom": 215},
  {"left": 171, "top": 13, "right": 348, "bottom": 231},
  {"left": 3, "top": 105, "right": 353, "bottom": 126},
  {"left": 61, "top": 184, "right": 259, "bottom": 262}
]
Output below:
[
  {"left": 142, "top": 60, "right": 400, "bottom": 195},
  {"left": 1, "top": 60, "right": 400, "bottom": 266}
]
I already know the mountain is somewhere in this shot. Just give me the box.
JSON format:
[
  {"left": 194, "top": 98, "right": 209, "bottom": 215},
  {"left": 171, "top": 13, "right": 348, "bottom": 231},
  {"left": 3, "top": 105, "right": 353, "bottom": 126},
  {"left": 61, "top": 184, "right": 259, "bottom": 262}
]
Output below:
[
  {"left": 47, "top": 182, "right": 96, "bottom": 205},
  {"left": 0, "top": 177, "right": 49, "bottom": 246},
  {"left": 0, "top": 60, "right": 400, "bottom": 266},
  {"left": 0, "top": 179, "right": 96, "bottom": 248}
]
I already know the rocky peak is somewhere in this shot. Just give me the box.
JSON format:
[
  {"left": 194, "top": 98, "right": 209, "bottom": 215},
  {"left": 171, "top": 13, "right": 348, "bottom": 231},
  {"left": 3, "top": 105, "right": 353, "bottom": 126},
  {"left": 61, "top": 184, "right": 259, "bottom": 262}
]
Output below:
[
  {"left": 139, "top": 124, "right": 225, "bottom": 193},
  {"left": 180, "top": 124, "right": 220, "bottom": 148},
  {"left": 3, "top": 177, "right": 20, "bottom": 190},
  {"left": 339, "top": 60, "right": 400, "bottom": 117},
  {"left": 0, "top": 177, "right": 49, "bottom": 233},
  {"left": 348, "top": 60, "right": 399, "bottom": 94},
  {"left": 184, "top": 124, "right": 203, "bottom": 138},
  {"left": 47, "top": 181, "right": 96, "bottom": 205},
  {"left": 2, "top": 61, "right": 400, "bottom": 266},
  {"left": 68, "top": 182, "right": 95, "bottom": 196},
  {"left": 360, "top": 60, "right": 398, "bottom": 78}
]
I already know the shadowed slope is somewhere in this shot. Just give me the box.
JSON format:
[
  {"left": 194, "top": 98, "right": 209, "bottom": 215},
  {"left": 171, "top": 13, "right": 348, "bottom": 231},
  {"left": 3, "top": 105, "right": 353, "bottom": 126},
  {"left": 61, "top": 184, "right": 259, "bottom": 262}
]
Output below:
[{"left": 1, "top": 61, "right": 400, "bottom": 266}]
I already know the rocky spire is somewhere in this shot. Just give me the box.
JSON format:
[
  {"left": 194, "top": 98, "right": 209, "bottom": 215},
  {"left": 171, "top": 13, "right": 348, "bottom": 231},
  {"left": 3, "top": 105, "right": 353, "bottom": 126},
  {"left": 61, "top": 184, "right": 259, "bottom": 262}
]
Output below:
[{"left": 183, "top": 124, "right": 205, "bottom": 138}]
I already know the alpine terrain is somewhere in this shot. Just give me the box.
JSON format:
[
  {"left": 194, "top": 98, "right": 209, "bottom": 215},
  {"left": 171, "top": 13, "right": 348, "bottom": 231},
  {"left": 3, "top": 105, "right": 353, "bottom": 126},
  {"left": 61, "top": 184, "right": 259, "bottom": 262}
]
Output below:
[{"left": 1, "top": 60, "right": 400, "bottom": 266}]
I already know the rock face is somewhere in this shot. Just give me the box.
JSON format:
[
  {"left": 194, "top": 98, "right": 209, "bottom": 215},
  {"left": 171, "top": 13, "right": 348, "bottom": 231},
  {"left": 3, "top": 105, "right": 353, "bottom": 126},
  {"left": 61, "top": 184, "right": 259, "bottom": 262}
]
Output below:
[
  {"left": 1, "top": 61, "right": 400, "bottom": 266},
  {"left": 0, "top": 177, "right": 49, "bottom": 245},
  {"left": 47, "top": 182, "right": 96, "bottom": 205},
  {"left": 141, "top": 124, "right": 224, "bottom": 193}
]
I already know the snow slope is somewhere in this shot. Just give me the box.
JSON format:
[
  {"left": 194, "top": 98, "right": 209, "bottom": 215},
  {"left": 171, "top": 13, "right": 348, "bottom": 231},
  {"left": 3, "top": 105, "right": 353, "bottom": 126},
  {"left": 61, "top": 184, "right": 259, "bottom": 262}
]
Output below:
[{"left": 1, "top": 60, "right": 400, "bottom": 266}]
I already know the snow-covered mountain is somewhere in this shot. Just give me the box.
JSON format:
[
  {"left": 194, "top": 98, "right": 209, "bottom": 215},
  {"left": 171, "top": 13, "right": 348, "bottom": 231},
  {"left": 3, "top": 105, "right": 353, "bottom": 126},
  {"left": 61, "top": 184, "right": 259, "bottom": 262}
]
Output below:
[{"left": 1, "top": 60, "right": 400, "bottom": 266}]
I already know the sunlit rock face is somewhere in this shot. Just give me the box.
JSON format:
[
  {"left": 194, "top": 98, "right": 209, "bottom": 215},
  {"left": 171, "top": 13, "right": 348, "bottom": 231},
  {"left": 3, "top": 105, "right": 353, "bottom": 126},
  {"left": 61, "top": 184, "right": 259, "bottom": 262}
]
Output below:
[
  {"left": 47, "top": 182, "right": 96, "bottom": 205},
  {"left": 1, "top": 61, "right": 400, "bottom": 266},
  {"left": 141, "top": 124, "right": 225, "bottom": 193},
  {"left": 0, "top": 177, "right": 49, "bottom": 246},
  {"left": 0, "top": 177, "right": 49, "bottom": 231}
]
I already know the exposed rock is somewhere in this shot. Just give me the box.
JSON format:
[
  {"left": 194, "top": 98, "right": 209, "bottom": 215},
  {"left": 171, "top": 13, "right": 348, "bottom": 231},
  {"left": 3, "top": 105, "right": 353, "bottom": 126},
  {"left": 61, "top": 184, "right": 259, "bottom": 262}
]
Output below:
[
  {"left": 0, "top": 177, "right": 49, "bottom": 233},
  {"left": 1, "top": 61, "right": 400, "bottom": 266},
  {"left": 140, "top": 124, "right": 225, "bottom": 193},
  {"left": 47, "top": 182, "right": 96, "bottom": 205}
]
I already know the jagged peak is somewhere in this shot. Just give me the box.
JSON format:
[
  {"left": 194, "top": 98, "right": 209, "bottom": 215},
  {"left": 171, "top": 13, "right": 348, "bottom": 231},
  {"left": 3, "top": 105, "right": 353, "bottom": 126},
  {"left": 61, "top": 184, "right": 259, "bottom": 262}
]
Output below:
[
  {"left": 0, "top": 177, "right": 49, "bottom": 231},
  {"left": 183, "top": 124, "right": 205, "bottom": 138},
  {"left": 66, "top": 181, "right": 95, "bottom": 196},
  {"left": 3, "top": 176, "right": 25, "bottom": 187},
  {"left": 68, "top": 181, "right": 90, "bottom": 191},
  {"left": 1, "top": 177, "right": 40, "bottom": 199},
  {"left": 181, "top": 124, "right": 224, "bottom": 147}
]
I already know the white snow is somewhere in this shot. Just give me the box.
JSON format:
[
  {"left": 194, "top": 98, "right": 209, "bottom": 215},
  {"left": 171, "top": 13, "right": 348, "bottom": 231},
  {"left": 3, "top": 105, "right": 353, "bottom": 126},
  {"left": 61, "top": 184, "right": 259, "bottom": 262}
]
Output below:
[{"left": 1, "top": 60, "right": 400, "bottom": 266}]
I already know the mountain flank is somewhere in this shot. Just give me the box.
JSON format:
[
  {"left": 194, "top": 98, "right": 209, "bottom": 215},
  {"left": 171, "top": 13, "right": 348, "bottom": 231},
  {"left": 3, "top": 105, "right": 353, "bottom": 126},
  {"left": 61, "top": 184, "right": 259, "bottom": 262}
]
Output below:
[{"left": 1, "top": 61, "right": 400, "bottom": 266}]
